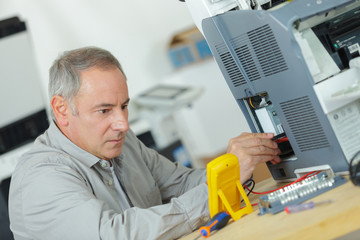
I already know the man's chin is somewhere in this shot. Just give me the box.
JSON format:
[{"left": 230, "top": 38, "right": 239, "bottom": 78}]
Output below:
[{"left": 104, "top": 150, "right": 123, "bottom": 160}]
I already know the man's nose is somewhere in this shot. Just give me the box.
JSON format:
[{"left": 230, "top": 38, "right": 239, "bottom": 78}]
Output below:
[{"left": 111, "top": 110, "right": 129, "bottom": 131}]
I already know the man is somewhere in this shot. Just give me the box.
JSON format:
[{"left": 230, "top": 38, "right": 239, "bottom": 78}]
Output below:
[{"left": 9, "top": 47, "right": 280, "bottom": 240}]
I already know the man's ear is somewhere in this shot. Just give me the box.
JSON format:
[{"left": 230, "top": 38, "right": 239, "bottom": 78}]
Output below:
[{"left": 51, "top": 95, "right": 70, "bottom": 126}]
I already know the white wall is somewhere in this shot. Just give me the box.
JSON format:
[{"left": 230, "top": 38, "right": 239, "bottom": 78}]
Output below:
[
  {"left": 0, "top": 0, "right": 195, "bottom": 101},
  {"left": 162, "top": 60, "right": 251, "bottom": 167}
]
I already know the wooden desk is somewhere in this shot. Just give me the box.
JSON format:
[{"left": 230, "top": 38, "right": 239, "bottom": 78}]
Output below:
[{"left": 181, "top": 177, "right": 360, "bottom": 240}]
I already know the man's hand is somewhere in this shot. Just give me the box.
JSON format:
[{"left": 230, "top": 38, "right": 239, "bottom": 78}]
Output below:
[{"left": 226, "top": 132, "right": 281, "bottom": 184}]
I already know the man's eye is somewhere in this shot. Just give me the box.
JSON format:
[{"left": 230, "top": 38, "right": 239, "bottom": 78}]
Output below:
[
  {"left": 121, "top": 105, "right": 128, "bottom": 110},
  {"left": 98, "top": 109, "right": 110, "bottom": 114}
]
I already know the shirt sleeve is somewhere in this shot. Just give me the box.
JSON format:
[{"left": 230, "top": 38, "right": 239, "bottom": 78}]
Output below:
[
  {"left": 13, "top": 163, "right": 210, "bottom": 240},
  {"left": 123, "top": 129, "right": 208, "bottom": 202}
]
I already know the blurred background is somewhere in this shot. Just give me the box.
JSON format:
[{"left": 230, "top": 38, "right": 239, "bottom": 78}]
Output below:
[{"left": 0, "top": 0, "right": 250, "bottom": 168}]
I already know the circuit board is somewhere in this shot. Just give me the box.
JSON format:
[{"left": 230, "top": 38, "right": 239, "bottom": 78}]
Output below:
[{"left": 258, "top": 172, "right": 347, "bottom": 215}]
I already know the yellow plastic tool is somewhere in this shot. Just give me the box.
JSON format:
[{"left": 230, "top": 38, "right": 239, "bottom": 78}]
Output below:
[{"left": 207, "top": 153, "right": 253, "bottom": 220}]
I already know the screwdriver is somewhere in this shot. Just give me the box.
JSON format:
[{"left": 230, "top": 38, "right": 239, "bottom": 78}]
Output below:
[
  {"left": 198, "top": 212, "right": 231, "bottom": 238},
  {"left": 284, "top": 200, "right": 332, "bottom": 214}
]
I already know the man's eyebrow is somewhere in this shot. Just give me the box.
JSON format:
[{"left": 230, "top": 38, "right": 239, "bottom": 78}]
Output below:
[
  {"left": 122, "top": 98, "right": 130, "bottom": 105},
  {"left": 93, "top": 98, "right": 130, "bottom": 109},
  {"left": 93, "top": 103, "right": 116, "bottom": 109}
]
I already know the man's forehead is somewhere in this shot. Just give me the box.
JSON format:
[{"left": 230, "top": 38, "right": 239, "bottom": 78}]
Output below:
[
  {"left": 78, "top": 68, "right": 127, "bottom": 90},
  {"left": 74, "top": 70, "right": 128, "bottom": 106}
]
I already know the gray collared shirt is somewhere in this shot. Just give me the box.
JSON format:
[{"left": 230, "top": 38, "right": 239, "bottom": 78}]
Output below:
[{"left": 9, "top": 122, "right": 210, "bottom": 240}]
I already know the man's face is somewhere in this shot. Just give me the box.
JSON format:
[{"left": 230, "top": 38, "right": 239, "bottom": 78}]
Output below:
[{"left": 64, "top": 67, "right": 130, "bottom": 160}]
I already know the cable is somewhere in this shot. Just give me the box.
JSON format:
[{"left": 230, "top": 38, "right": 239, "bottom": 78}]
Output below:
[
  {"left": 244, "top": 171, "right": 321, "bottom": 195},
  {"left": 244, "top": 178, "right": 255, "bottom": 196},
  {"left": 349, "top": 150, "right": 360, "bottom": 186},
  {"left": 249, "top": 97, "right": 255, "bottom": 108},
  {"left": 241, "top": 178, "right": 255, "bottom": 205}
]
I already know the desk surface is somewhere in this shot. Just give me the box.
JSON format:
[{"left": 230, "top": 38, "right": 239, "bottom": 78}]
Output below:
[{"left": 181, "top": 177, "right": 360, "bottom": 240}]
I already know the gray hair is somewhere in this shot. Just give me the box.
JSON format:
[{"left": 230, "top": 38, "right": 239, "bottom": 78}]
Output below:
[{"left": 48, "top": 46, "right": 126, "bottom": 120}]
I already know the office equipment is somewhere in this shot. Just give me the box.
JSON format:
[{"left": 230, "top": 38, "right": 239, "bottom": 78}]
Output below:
[
  {"left": 134, "top": 84, "right": 202, "bottom": 110},
  {"left": 207, "top": 154, "right": 253, "bottom": 220},
  {"left": 0, "top": 16, "right": 48, "bottom": 180},
  {"left": 258, "top": 172, "right": 347, "bottom": 215},
  {"left": 180, "top": 177, "right": 360, "bottom": 240},
  {"left": 0, "top": 178, "right": 12, "bottom": 240},
  {"left": 181, "top": 0, "right": 360, "bottom": 181},
  {"left": 0, "top": 16, "right": 48, "bottom": 240},
  {"left": 133, "top": 85, "right": 203, "bottom": 167},
  {"left": 198, "top": 211, "right": 231, "bottom": 238}
]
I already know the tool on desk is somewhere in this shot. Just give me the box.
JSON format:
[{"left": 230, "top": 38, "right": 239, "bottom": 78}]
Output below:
[
  {"left": 258, "top": 172, "right": 347, "bottom": 215},
  {"left": 198, "top": 211, "right": 231, "bottom": 238},
  {"left": 284, "top": 200, "right": 332, "bottom": 214},
  {"left": 207, "top": 153, "right": 253, "bottom": 220}
]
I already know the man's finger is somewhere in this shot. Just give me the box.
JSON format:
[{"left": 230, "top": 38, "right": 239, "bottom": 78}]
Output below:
[
  {"left": 230, "top": 137, "right": 279, "bottom": 150},
  {"left": 240, "top": 132, "right": 275, "bottom": 139},
  {"left": 270, "top": 156, "right": 281, "bottom": 165},
  {"left": 241, "top": 145, "right": 281, "bottom": 156}
]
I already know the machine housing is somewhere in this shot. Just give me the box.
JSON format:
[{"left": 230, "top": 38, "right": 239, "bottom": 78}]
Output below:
[{"left": 184, "top": 0, "right": 360, "bottom": 181}]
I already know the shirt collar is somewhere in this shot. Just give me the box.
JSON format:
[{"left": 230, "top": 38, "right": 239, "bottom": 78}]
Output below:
[{"left": 47, "top": 121, "right": 104, "bottom": 168}]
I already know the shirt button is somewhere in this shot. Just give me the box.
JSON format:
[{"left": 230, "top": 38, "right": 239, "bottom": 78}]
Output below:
[
  {"left": 108, "top": 179, "right": 113, "bottom": 186},
  {"left": 101, "top": 162, "right": 107, "bottom": 168}
]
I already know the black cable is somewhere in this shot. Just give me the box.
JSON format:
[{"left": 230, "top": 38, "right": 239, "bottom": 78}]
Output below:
[
  {"left": 241, "top": 179, "right": 255, "bottom": 203},
  {"left": 244, "top": 179, "right": 255, "bottom": 196}
]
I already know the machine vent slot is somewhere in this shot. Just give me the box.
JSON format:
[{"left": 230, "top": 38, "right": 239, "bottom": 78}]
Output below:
[
  {"left": 218, "top": 45, "right": 246, "bottom": 87},
  {"left": 214, "top": 24, "right": 287, "bottom": 88},
  {"left": 216, "top": 43, "right": 260, "bottom": 87},
  {"left": 234, "top": 45, "right": 261, "bottom": 81},
  {"left": 280, "top": 96, "right": 330, "bottom": 152},
  {"left": 247, "top": 25, "right": 288, "bottom": 76}
]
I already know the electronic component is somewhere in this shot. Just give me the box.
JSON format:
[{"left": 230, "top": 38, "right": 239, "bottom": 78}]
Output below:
[
  {"left": 258, "top": 172, "right": 347, "bottom": 215},
  {"left": 272, "top": 134, "right": 293, "bottom": 156},
  {"left": 245, "top": 93, "right": 284, "bottom": 136}
]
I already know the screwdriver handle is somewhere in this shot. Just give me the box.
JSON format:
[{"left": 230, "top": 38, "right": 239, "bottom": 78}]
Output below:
[
  {"left": 285, "top": 202, "right": 315, "bottom": 213},
  {"left": 285, "top": 200, "right": 332, "bottom": 214},
  {"left": 199, "top": 212, "right": 231, "bottom": 238}
]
